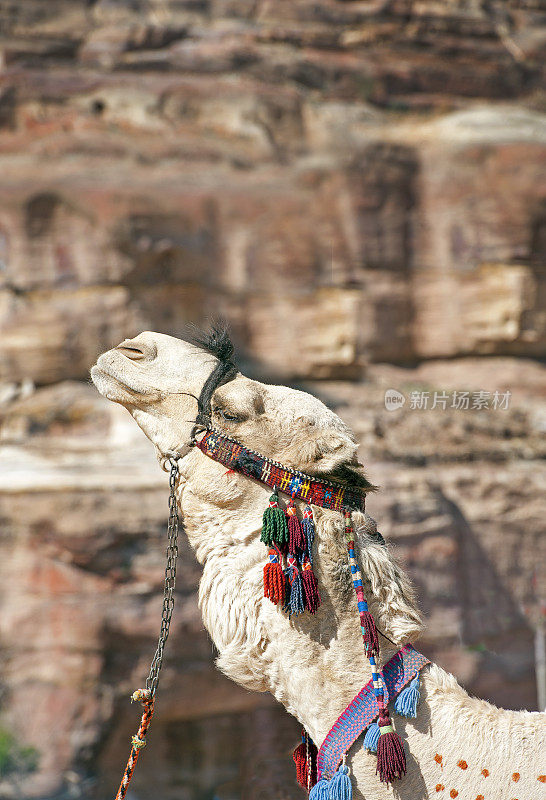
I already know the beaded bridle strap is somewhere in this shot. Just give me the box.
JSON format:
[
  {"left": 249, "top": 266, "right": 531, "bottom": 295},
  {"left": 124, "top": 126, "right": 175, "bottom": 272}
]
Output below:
[{"left": 195, "top": 428, "right": 366, "bottom": 512}]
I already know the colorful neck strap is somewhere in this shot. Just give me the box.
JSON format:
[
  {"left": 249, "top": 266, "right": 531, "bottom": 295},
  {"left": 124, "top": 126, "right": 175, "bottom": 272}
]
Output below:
[
  {"left": 196, "top": 428, "right": 367, "bottom": 512},
  {"left": 316, "top": 644, "right": 430, "bottom": 782}
]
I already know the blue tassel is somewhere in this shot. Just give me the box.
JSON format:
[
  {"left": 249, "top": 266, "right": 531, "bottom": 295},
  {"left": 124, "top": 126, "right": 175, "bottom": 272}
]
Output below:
[
  {"left": 302, "top": 505, "right": 316, "bottom": 564},
  {"left": 363, "top": 721, "right": 380, "bottom": 753},
  {"left": 394, "top": 674, "right": 420, "bottom": 719},
  {"left": 328, "top": 764, "right": 352, "bottom": 800},
  {"left": 283, "top": 554, "right": 305, "bottom": 616},
  {"left": 309, "top": 778, "right": 330, "bottom": 800}
]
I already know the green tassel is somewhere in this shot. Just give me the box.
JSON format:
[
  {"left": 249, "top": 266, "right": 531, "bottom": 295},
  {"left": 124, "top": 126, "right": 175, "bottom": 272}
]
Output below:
[{"left": 260, "top": 490, "right": 289, "bottom": 547}]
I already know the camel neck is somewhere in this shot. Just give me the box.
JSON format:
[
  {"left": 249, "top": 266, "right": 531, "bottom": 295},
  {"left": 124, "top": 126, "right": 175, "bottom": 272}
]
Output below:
[{"left": 178, "top": 471, "right": 420, "bottom": 746}]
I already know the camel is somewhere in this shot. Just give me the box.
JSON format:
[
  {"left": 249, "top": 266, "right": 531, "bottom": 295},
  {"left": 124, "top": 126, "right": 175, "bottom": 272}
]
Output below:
[{"left": 91, "top": 330, "right": 545, "bottom": 800}]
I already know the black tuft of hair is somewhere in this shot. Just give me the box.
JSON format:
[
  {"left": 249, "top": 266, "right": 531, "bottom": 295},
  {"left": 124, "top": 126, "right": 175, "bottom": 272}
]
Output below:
[
  {"left": 328, "top": 463, "right": 378, "bottom": 493},
  {"left": 189, "top": 322, "right": 238, "bottom": 429},
  {"left": 190, "top": 323, "right": 234, "bottom": 364}
]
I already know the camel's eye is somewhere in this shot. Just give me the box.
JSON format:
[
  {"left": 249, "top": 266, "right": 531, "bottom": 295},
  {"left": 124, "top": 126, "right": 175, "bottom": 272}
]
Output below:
[{"left": 214, "top": 406, "right": 241, "bottom": 423}]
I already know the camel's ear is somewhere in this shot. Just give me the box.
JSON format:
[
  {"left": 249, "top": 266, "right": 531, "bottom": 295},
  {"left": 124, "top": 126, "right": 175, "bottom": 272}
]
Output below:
[{"left": 297, "top": 424, "right": 357, "bottom": 475}]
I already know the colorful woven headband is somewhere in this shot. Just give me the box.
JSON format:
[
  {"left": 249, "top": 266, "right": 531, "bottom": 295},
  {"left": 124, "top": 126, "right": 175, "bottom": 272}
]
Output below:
[{"left": 195, "top": 428, "right": 367, "bottom": 512}]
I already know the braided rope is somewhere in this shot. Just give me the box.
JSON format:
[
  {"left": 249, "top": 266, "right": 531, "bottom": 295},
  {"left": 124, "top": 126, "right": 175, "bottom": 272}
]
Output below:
[{"left": 115, "top": 692, "right": 155, "bottom": 800}]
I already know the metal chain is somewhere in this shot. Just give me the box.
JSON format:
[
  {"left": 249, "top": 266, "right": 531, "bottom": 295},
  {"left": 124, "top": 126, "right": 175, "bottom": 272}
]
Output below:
[{"left": 145, "top": 458, "right": 180, "bottom": 697}]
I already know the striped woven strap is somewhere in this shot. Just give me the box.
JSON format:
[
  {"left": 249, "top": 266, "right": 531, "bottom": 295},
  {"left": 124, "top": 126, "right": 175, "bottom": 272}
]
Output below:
[
  {"left": 317, "top": 644, "right": 430, "bottom": 780},
  {"left": 196, "top": 428, "right": 366, "bottom": 511}
]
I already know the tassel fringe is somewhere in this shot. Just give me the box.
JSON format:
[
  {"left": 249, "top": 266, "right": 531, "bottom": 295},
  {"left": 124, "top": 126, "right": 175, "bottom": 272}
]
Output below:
[
  {"left": 376, "top": 712, "right": 406, "bottom": 784},
  {"left": 261, "top": 490, "right": 289, "bottom": 548},
  {"left": 293, "top": 740, "right": 308, "bottom": 789},
  {"left": 394, "top": 674, "right": 420, "bottom": 718},
  {"left": 287, "top": 498, "right": 306, "bottom": 554},
  {"left": 363, "top": 721, "right": 380, "bottom": 753},
  {"left": 309, "top": 779, "right": 329, "bottom": 800},
  {"left": 284, "top": 554, "right": 305, "bottom": 616},
  {"left": 328, "top": 764, "right": 352, "bottom": 800},
  {"left": 302, "top": 505, "right": 316, "bottom": 564},
  {"left": 360, "top": 610, "right": 379, "bottom": 657},
  {"left": 293, "top": 731, "right": 318, "bottom": 790},
  {"left": 262, "top": 495, "right": 320, "bottom": 617},
  {"left": 301, "top": 557, "right": 321, "bottom": 613},
  {"left": 263, "top": 547, "right": 285, "bottom": 605}
]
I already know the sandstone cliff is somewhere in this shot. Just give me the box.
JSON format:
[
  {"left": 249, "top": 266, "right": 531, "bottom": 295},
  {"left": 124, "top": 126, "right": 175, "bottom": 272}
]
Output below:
[{"left": 0, "top": 1, "right": 545, "bottom": 798}]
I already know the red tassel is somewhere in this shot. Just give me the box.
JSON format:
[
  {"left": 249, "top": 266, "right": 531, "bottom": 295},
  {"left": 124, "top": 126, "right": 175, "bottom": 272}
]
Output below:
[
  {"left": 293, "top": 741, "right": 308, "bottom": 789},
  {"left": 376, "top": 710, "right": 406, "bottom": 783},
  {"left": 287, "top": 498, "right": 306, "bottom": 554},
  {"left": 293, "top": 732, "right": 318, "bottom": 790},
  {"left": 301, "top": 557, "right": 321, "bottom": 614},
  {"left": 263, "top": 547, "right": 285, "bottom": 605},
  {"left": 360, "top": 609, "right": 380, "bottom": 657}
]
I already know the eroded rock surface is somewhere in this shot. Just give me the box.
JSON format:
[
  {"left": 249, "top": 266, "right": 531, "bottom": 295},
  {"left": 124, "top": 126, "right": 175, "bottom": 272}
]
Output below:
[
  {"left": 1, "top": 2, "right": 546, "bottom": 382},
  {"left": 1, "top": 1, "right": 545, "bottom": 797}
]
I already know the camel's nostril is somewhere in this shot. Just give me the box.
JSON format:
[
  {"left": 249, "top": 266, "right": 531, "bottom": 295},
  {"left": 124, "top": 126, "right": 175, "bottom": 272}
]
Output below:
[
  {"left": 116, "top": 339, "right": 157, "bottom": 361},
  {"left": 117, "top": 346, "right": 146, "bottom": 360}
]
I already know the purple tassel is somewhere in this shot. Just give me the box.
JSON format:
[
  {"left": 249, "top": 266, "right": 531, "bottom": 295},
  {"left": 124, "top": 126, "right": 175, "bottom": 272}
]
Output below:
[
  {"left": 287, "top": 497, "right": 306, "bottom": 554},
  {"left": 376, "top": 710, "right": 406, "bottom": 784},
  {"left": 360, "top": 610, "right": 380, "bottom": 657},
  {"left": 301, "top": 554, "right": 321, "bottom": 613}
]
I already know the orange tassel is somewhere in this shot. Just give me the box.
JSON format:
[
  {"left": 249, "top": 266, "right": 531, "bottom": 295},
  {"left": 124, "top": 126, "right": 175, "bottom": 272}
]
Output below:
[{"left": 264, "top": 547, "right": 285, "bottom": 604}]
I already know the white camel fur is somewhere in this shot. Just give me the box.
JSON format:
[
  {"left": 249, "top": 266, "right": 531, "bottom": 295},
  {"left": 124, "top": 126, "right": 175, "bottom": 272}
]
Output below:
[{"left": 92, "top": 331, "right": 545, "bottom": 800}]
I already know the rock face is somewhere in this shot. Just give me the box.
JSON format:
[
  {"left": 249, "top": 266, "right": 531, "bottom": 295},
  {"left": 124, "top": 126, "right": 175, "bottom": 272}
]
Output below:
[
  {"left": 0, "top": 2, "right": 545, "bottom": 799},
  {"left": 1, "top": 2, "right": 546, "bottom": 382}
]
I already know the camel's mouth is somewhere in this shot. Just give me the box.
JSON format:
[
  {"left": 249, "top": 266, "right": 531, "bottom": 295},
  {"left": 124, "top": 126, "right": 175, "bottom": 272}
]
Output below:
[
  {"left": 90, "top": 365, "right": 131, "bottom": 402},
  {"left": 90, "top": 362, "right": 163, "bottom": 405}
]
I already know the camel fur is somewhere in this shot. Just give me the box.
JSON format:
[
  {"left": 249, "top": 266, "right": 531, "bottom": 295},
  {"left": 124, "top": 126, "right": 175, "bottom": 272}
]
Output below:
[{"left": 92, "top": 331, "right": 545, "bottom": 800}]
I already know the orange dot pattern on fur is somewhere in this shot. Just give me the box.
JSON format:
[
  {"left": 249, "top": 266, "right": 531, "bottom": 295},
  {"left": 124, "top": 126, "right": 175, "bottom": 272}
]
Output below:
[
  {"left": 450, "top": 791, "right": 458, "bottom": 798},
  {"left": 512, "top": 773, "right": 520, "bottom": 782},
  {"left": 435, "top": 785, "right": 445, "bottom": 792},
  {"left": 539, "top": 775, "right": 546, "bottom": 783},
  {"left": 457, "top": 760, "right": 468, "bottom": 770},
  {"left": 435, "top": 754, "right": 443, "bottom": 765},
  {"left": 475, "top": 795, "right": 484, "bottom": 800},
  {"left": 482, "top": 769, "right": 490, "bottom": 777}
]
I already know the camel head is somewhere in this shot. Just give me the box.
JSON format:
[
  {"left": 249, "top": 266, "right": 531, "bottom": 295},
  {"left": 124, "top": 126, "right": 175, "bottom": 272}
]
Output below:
[{"left": 91, "top": 329, "right": 373, "bottom": 486}]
